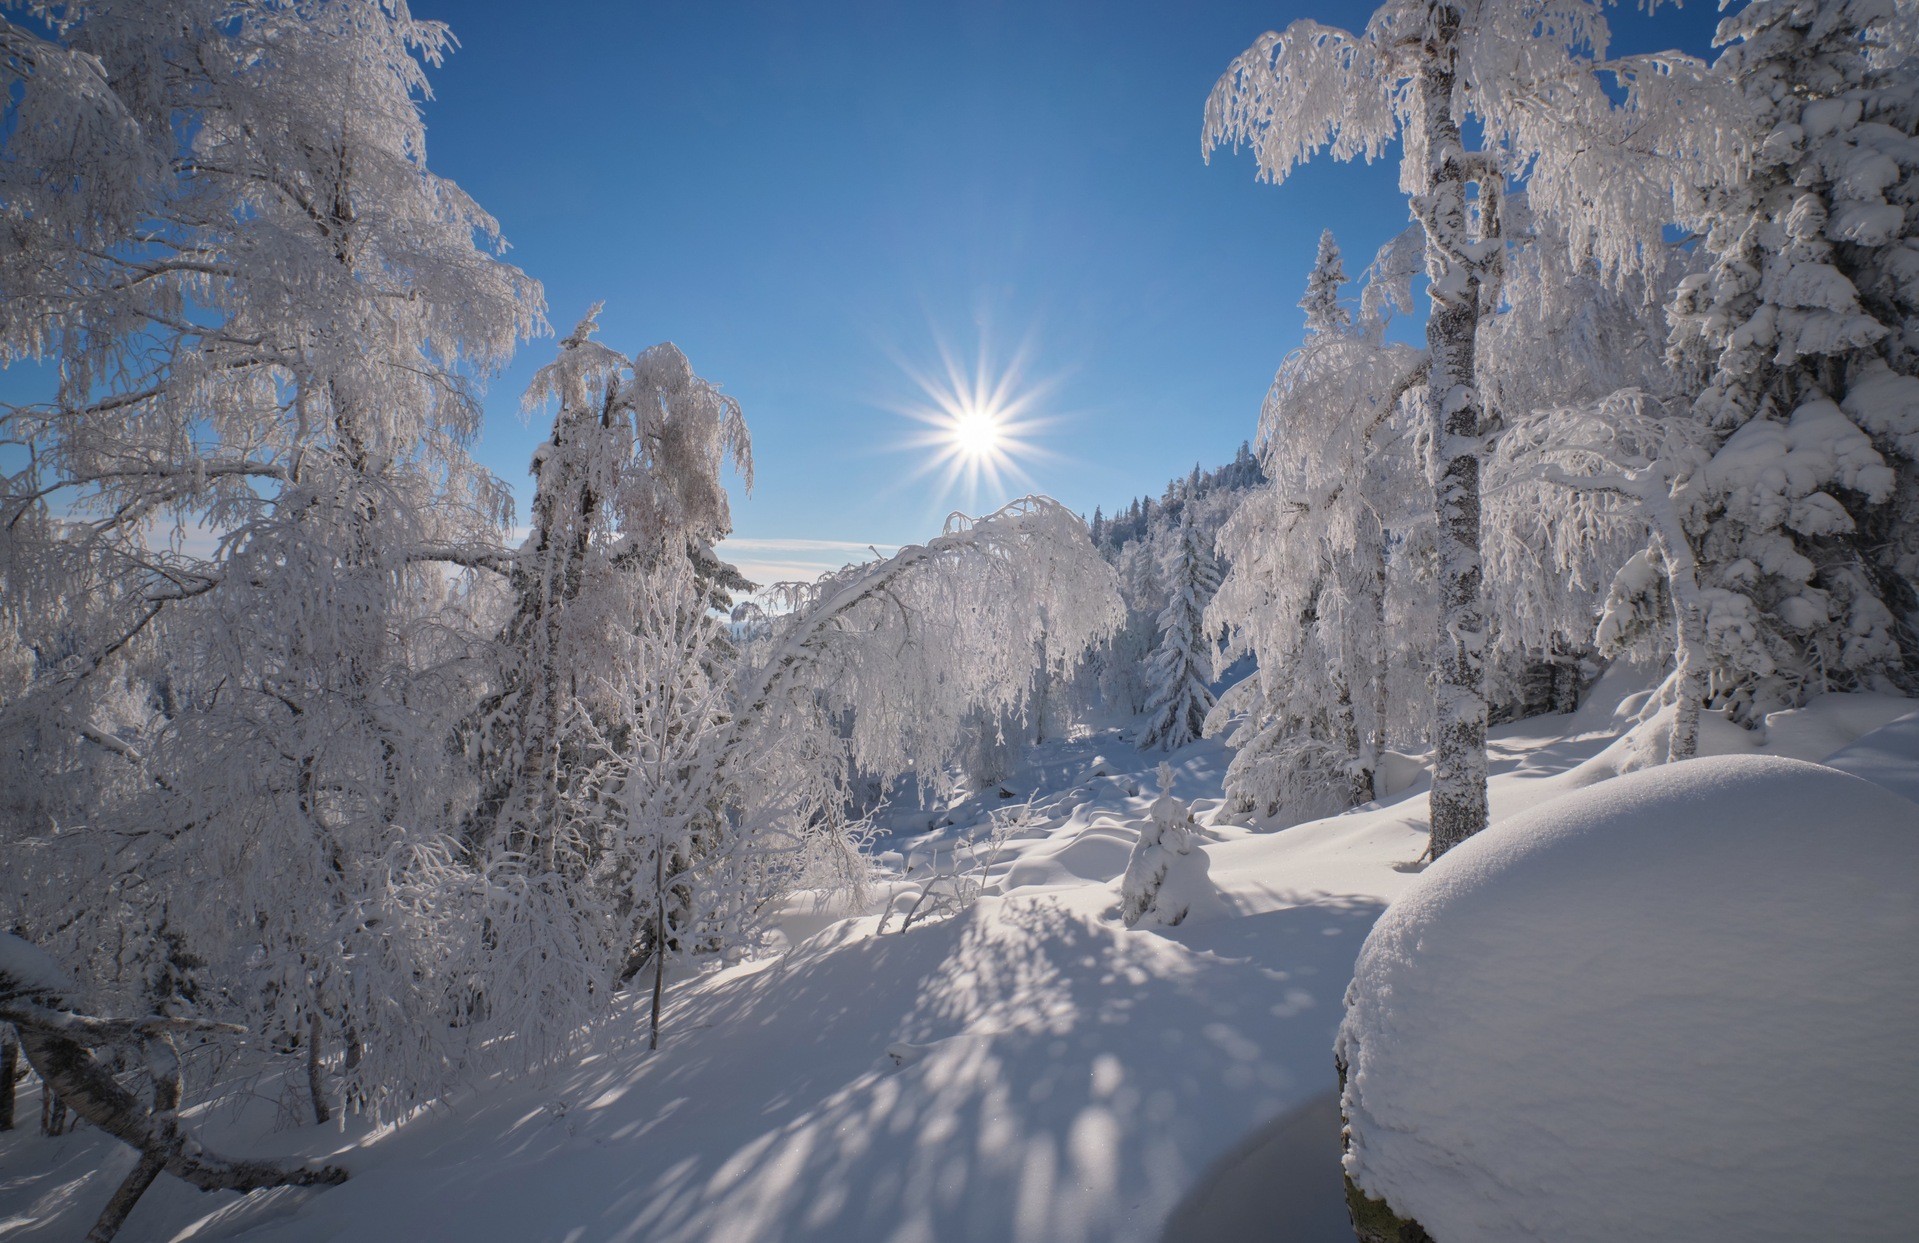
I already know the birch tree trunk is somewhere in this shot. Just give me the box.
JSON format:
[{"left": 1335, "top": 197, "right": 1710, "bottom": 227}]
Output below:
[
  {"left": 9, "top": 1019, "right": 347, "bottom": 1193},
  {"left": 84, "top": 1036, "right": 183, "bottom": 1243},
  {"left": 1362, "top": 528, "right": 1391, "bottom": 803},
  {"left": 1644, "top": 494, "right": 1707, "bottom": 762},
  {"left": 1418, "top": 3, "right": 1491, "bottom": 858}
]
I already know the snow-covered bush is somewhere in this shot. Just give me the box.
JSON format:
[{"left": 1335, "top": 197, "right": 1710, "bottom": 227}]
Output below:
[
  {"left": 1118, "top": 765, "right": 1216, "bottom": 928},
  {"left": 1337, "top": 754, "right": 1919, "bottom": 1241}
]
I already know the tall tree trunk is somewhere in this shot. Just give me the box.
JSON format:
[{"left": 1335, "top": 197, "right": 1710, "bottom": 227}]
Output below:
[
  {"left": 0, "top": 1026, "right": 16, "bottom": 1130},
  {"left": 649, "top": 844, "right": 667, "bottom": 1052},
  {"left": 1333, "top": 675, "right": 1374, "bottom": 806},
  {"left": 306, "top": 1009, "right": 330, "bottom": 1126},
  {"left": 1363, "top": 530, "right": 1391, "bottom": 801},
  {"left": 1646, "top": 495, "right": 1707, "bottom": 762},
  {"left": 1418, "top": 4, "right": 1491, "bottom": 858}
]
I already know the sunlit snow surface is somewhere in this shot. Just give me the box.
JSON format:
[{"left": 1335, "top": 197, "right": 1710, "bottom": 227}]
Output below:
[
  {"left": 1339, "top": 753, "right": 1919, "bottom": 1242},
  {"left": 2, "top": 678, "right": 1913, "bottom": 1242}
]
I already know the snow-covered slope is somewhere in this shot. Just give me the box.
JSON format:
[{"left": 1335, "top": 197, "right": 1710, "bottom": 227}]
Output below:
[{"left": 2, "top": 689, "right": 1912, "bottom": 1242}]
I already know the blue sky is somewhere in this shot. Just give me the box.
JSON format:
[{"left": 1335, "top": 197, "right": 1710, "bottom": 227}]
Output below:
[{"left": 419, "top": 0, "right": 1720, "bottom": 583}]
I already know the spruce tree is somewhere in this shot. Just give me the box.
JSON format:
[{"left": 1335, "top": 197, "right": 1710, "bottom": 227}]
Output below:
[
  {"left": 1300, "top": 229, "right": 1353, "bottom": 334},
  {"left": 1141, "top": 511, "right": 1222, "bottom": 751},
  {"left": 1668, "top": 0, "right": 1919, "bottom": 716}
]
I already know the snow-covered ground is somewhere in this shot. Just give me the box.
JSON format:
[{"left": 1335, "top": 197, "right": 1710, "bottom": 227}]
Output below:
[
  {"left": 1338, "top": 752, "right": 1919, "bottom": 1241},
  {"left": 4, "top": 677, "right": 1914, "bottom": 1243}
]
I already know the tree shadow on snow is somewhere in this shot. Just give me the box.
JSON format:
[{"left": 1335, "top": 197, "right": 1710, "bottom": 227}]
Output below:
[{"left": 573, "top": 895, "right": 1384, "bottom": 1243}]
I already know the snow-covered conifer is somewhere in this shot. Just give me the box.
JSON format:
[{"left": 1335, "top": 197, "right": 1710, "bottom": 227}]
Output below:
[
  {"left": 1667, "top": 0, "right": 1919, "bottom": 716},
  {"left": 1119, "top": 765, "right": 1201, "bottom": 928},
  {"left": 1140, "top": 510, "right": 1221, "bottom": 751},
  {"left": 1300, "top": 229, "right": 1353, "bottom": 334}
]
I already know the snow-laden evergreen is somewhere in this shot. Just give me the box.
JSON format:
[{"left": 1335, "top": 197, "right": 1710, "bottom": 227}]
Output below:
[
  {"left": 1117, "top": 763, "right": 1207, "bottom": 927},
  {"left": 1667, "top": 0, "right": 1919, "bottom": 719},
  {"left": 1086, "top": 451, "right": 1261, "bottom": 718},
  {"left": 1139, "top": 509, "right": 1221, "bottom": 751}
]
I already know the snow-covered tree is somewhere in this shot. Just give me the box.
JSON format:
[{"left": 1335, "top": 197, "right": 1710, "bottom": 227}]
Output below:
[
  {"left": 1666, "top": 0, "right": 1919, "bottom": 718},
  {"left": 1300, "top": 228, "right": 1354, "bottom": 334},
  {"left": 463, "top": 310, "right": 749, "bottom": 871},
  {"left": 1209, "top": 231, "right": 1426, "bottom": 819},
  {"left": 1119, "top": 764, "right": 1204, "bottom": 928},
  {"left": 1140, "top": 510, "right": 1221, "bottom": 751},
  {"left": 1089, "top": 456, "right": 1260, "bottom": 720},
  {"left": 1479, "top": 203, "right": 1689, "bottom": 718},
  {"left": 441, "top": 310, "right": 752, "bottom": 1059},
  {"left": 1204, "top": 0, "right": 1739, "bottom": 854},
  {"left": 1491, "top": 389, "right": 1725, "bottom": 761},
  {"left": 0, "top": 0, "right": 543, "bottom": 1118},
  {"left": 738, "top": 497, "right": 1122, "bottom": 805}
]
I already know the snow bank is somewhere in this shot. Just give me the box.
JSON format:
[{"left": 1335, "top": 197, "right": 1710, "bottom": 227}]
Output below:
[
  {"left": 1337, "top": 755, "right": 1919, "bottom": 1242},
  {"left": 1821, "top": 709, "right": 1919, "bottom": 804}
]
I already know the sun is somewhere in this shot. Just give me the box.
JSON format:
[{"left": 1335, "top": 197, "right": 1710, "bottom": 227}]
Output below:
[
  {"left": 886, "top": 330, "right": 1063, "bottom": 510},
  {"left": 950, "top": 405, "right": 1004, "bottom": 459}
]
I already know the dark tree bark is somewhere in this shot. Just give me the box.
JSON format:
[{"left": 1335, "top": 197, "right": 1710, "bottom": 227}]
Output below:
[
  {"left": 42, "top": 1083, "right": 68, "bottom": 1136},
  {"left": 0, "top": 1026, "right": 16, "bottom": 1130},
  {"left": 3, "top": 942, "right": 346, "bottom": 1242},
  {"left": 11, "top": 1021, "right": 347, "bottom": 1193},
  {"left": 307, "top": 1009, "right": 331, "bottom": 1125},
  {"left": 86, "top": 1149, "right": 168, "bottom": 1243}
]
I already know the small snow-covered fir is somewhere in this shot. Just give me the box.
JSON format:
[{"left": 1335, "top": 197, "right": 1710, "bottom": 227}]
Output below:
[{"left": 1117, "top": 763, "right": 1217, "bottom": 928}]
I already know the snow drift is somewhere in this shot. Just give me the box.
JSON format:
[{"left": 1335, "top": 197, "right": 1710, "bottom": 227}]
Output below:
[{"left": 1336, "top": 754, "right": 1919, "bottom": 1241}]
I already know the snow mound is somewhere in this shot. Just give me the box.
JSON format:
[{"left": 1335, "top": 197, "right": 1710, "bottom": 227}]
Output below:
[
  {"left": 1821, "top": 709, "right": 1919, "bottom": 804},
  {"left": 1337, "top": 754, "right": 1919, "bottom": 1243}
]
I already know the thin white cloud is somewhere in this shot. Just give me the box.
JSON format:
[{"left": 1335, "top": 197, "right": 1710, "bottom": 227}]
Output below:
[
  {"left": 718, "top": 537, "right": 901, "bottom": 590},
  {"left": 720, "top": 537, "right": 902, "bottom": 555},
  {"left": 728, "top": 560, "right": 848, "bottom": 587}
]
